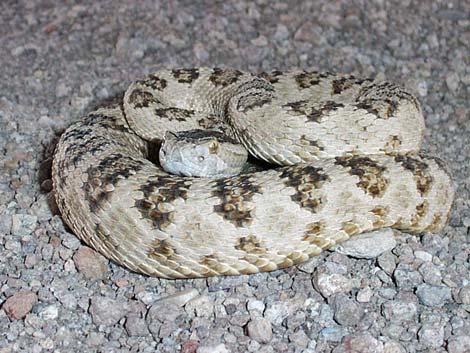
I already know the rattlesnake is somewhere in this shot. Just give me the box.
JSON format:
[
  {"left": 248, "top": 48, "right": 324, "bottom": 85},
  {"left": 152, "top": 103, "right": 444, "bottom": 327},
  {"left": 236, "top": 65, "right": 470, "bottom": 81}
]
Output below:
[{"left": 52, "top": 68, "right": 454, "bottom": 278}]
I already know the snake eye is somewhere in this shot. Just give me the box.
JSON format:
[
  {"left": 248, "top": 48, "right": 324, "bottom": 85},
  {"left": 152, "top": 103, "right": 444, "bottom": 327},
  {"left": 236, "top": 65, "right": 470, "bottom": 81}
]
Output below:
[{"left": 198, "top": 156, "right": 205, "bottom": 162}]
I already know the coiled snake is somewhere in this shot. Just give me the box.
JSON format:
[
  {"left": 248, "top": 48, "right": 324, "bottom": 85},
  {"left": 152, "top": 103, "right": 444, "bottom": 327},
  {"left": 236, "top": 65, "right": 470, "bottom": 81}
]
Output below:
[{"left": 52, "top": 68, "right": 454, "bottom": 278}]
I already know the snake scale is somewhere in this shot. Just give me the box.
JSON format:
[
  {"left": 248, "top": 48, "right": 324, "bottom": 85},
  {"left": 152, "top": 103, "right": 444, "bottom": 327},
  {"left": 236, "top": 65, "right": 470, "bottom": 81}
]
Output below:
[{"left": 52, "top": 68, "right": 454, "bottom": 278}]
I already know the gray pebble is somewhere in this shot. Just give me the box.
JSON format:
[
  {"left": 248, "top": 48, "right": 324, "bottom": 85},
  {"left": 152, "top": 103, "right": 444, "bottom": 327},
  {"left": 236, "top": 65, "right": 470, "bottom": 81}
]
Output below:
[
  {"left": 288, "top": 329, "right": 310, "bottom": 348},
  {"left": 38, "top": 304, "right": 59, "bottom": 320},
  {"left": 156, "top": 288, "right": 199, "bottom": 306},
  {"left": 393, "top": 263, "right": 423, "bottom": 289},
  {"left": 246, "top": 317, "right": 272, "bottom": 344},
  {"left": 319, "top": 326, "right": 346, "bottom": 342},
  {"left": 382, "top": 300, "right": 418, "bottom": 322},
  {"left": 458, "top": 285, "right": 470, "bottom": 304},
  {"left": 332, "top": 294, "right": 364, "bottom": 326},
  {"left": 89, "top": 296, "right": 129, "bottom": 326},
  {"left": 447, "top": 335, "right": 470, "bottom": 353},
  {"left": 416, "top": 284, "right": 452, "bottom": 307},
  {"left": 332, "top": 333, "right": 383, "bottom": 353},
  {"left": 185, "top": 295, "right": 214, "bottom": 318},
  {"left": 246, "top": 299, "right": 265, "bottom": 314},
  {"left": 147, "top": 302, "right": 183, "bottom": 323},
  {"left": 418, "top": 324, "right": 444, "bottom": 348},
  {"left": 336, "top": 229, "right": 397, "bottom": 259},
  {"left": 0, "top": 214, "right": 12, "bottom": 234},
  {"left": 196, "top": 343, "right": 229, "bottom": 353},
  {"left": 378, "top": 252, "right": 397, "bottom": 275},
  {"left": 313, "top": 272, "right": 352, "bottom": 298},
  {"left": 11, "top": 214, "right": 37, "bottom": 237},
  {"left": 125, "top": 315, "right": 150, "bottom": 337}
]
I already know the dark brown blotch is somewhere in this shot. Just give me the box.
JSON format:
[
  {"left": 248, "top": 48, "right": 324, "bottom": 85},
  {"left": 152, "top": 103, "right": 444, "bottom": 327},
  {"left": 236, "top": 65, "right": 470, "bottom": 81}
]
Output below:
[
  {"left": 394, "top": 155, "right": 433, "bottom": 196},
  {"left": 283, "top": 100, "right": 344, "bottom": 123},
  {"left": 335, "top": 156, "right": 389, "bottom": 198},
  {"left": 209, "top": 68, "right": 243, "bottom": 87},
  {"left": 138, "top": 74, "right": 167, "bottom": 91},
  {"left": 128, "top": 89, "right": 157, "bottom": 108},
  {"left": 135, "top": 177, "right": 191, "bottom": 231},
  {"left": 295, "top": 71, "right": 333, "bottom": 89},
  {"left": 258, "top": 70, "right": 283, "bottom": 84},
  {"left": 83, "top": 154, "right": 144, "bottom": 211},
  {"left": 212, "top": 175, "right": 262, "bottom": 227},
  {"left": 172, "top": 68, "right": 200, "bottom": 83},
  {"left": 280, "top": 165, "right": 329, "bottom": 213},
  {"left": 154, "top": 107, "right": 194, "bottom": 121}
]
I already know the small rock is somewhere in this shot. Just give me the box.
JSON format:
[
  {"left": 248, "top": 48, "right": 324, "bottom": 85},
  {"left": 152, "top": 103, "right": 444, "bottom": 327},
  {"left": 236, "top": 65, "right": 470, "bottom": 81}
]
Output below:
[
  {"left": 181, "top": 340, "right": 199, "bottom": 353},
  {"left": 414, "top": 250, "right": 432, "bottom": 262},
  {"left": 55, "top": 82, "right": 71, "bottom": 98},
  {"left": 86, "top": 331, "right": 105, "bottom": 346},
  {"left": 378, "top": 252, "right": 397, "bottom": 275},
  {"left": 332, "top": 294, "right": 364, "bottom": 326},
  {"left": 416, "top": 284, "right": 451, "bottom": 307},
  {"left": 289, "top": 329, "right": 310, "bottom": 348},
  {"left": 11, "top": 214, "right": 37, "bottom": 236},
  {"left": 185, "top": 295, "right": 214, "bottom": 318},
  {"left": 40, "top": 338, "right": 54, "bottom": 350},
  {"left": 287, "top": 310, "right": 306, "bottom": 330},
  {"left": 196, "top": 343, "right": 229, "bottom": 353},
  {"left": 446, "top": 72, "right": 460, "bottom": 92},
  {"left": 393, "top": 263, "right": 423, "bottom": 289},
  {"left": 125, "top": 315, "right": 150, "bottom": 336},
  {"left": 156, "top": 288, "right": 199, "bottom": 306},
  {"left": 274, "top": 24, "right": 289, "bottom": 41},
  {"left": 250, "top": 35, "right": 268, "bottom": 47},
  {"left": 147, "top": 302, "right": 183, "bottom": 323},
  {"left": 320, "top": 326, "right": 346, "bottom": 342},
  {"left": 418, "top": 324, "right": 444, "bottom": 348},
  {"left": 333, "top": 333, "right": 383, "bottom": 353},
  {"left": 135, "top": 291, "right": 159, "bottom": 305},
  {"left": 447, "top": 335, "right": 470, "bottom": 353},
  {"left": 61, "top": 233, "right": 82, "bottom": 250},
  {"left": 72, "top": 247, "right": 108, "bottom": 280},
  {"left": 458, "top": 285, "right": 470, "bottom": 304},
  {"left": 39, "top": 304, "right": 59, "bottom": 320},
  {"left": 89, "top": 296, "right": 129, "bottom": 326},
  {"left": 2, "top": 291, "right": 38, "bottom": 320},
  {"left": 418, "top": 262, "right": 442, "bottom": 285},
  {"left": 336, "top": 229, "right": 396, "bottom": 259},
  {"left": 247, "top": 317, "right": 272, "bottom": 344},
  {"left": 247, "top": 299, "right": 265, "bottom": 313},
  {"left": 193, "top": 42, "right": 209, "bottom": 61},
  {"left": 0, "top": 214, "right": 12, "bottom": 234},
  {"left": 383, "top": 340, "right": 405, "bottom": 353},
  {"left": 264, "top": 301, "right": 292, "bottom": 326},
  {"left": 313, "top": 273, "right": 352, "bottom": 298},
  {"left": 382, "top": 300, "right": 417, "bottom": 322},
  {"left": 357, "top": 287, "right": 373, "bottom": 303}
]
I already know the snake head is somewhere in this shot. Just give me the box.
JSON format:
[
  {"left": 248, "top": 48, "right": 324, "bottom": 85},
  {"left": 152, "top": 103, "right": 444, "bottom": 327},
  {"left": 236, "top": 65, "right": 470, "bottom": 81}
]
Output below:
[{"left": 159, "top": 129, "right": 247, "bottom": 178}]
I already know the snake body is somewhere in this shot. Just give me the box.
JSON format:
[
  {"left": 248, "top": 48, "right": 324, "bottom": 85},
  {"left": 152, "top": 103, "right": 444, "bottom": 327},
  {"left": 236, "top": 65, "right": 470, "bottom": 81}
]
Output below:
[{"left": 52, "top": 68, "right": 454, "bottom": 278}]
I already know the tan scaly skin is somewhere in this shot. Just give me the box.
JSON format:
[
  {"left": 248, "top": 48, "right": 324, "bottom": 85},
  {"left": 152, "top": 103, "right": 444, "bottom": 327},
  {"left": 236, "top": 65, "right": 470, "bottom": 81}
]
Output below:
[{"left": 52, "top": 68, "right": 454, "bottom": 278}]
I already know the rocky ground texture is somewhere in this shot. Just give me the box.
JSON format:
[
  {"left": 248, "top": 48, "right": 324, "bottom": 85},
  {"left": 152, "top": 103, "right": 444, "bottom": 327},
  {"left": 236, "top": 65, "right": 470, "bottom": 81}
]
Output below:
[{"left": 0, "top": 1, "right": 469, "bottom": 352}]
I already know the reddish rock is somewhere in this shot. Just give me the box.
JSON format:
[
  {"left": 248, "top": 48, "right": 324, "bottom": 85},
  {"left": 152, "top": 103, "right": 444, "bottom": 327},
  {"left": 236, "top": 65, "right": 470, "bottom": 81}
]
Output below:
[
  {"left": 2, "top": 291, "right": 38, "bottom": 320},
  {"left": 73, "top": 246, "right": 108, "bottom": 279},
  {"left": 181, "top": 341, "right": 199, "bottom": 353}
]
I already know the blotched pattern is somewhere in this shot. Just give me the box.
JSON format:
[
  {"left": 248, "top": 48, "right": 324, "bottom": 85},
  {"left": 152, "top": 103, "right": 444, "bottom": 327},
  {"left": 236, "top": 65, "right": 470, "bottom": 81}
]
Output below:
[{"left": 52, "top": 68, "right": 454, "bottom": 278}]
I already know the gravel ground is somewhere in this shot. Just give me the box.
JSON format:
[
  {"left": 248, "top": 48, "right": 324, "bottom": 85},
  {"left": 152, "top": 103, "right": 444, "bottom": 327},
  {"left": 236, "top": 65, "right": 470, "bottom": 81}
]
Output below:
[{"left": 0, "top": 1, "right": 469, "bottom": 352}]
